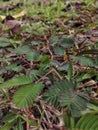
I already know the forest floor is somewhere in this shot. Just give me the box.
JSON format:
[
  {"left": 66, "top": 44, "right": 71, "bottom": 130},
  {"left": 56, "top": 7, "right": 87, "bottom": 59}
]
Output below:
[{"left": 0, "top": 0, "right": 98, "bottom": 130}]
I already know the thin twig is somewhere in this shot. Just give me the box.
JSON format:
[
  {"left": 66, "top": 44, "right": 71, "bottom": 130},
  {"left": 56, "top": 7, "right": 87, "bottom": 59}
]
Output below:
[
  {"left": 44, "top": 35, "right": 54, "bottom": 60},
  {"left": 23, "top": 107, "right": 62, "bottom": 129},
  {"left": 36, "top": 68, "right": 62, "bottom": 83},
  {"left": 52, "top": 68, "right": 63, "bottom": 80},
  {"left": 24, "top": 108, "right": 30, "bottom": 130},
  {"left": 35, "top": 69, "right": 53, "bottom": 83}
]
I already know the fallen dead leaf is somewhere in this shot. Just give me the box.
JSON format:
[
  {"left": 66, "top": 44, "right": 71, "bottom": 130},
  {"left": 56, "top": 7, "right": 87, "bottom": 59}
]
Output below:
[
  {"left": 13, "top": 9, "right": 26, "bottom": 19},
  {"left": 0, "top": 9, "right": 26, "bottom": 20}
]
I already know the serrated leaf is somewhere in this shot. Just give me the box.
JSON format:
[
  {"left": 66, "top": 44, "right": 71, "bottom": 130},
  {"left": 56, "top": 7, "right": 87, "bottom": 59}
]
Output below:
[
  {"left": 61, "top": 37, "right": 74, "bottom": 48},
  {"left": 43, "top": 80, "right": 89, "bottom": 117},
  {"left": 67, "top": 62, "right": 73, "bottom": 79},
  {"left": 26, "top": 51, "right": 40, "bottom": 61},
  {"left": 0, "top": 37, "right": 10, "bottom": 47},
  {"left": 6, "top": 64, "right": 23, "bottom": 72},
  {"left": 60, "top": 92, "right": 89, "bottom": 117},
  {"left": 13, "top": 82, "right": 43, "bottom": 108},
  {"left": 0, "top": 75, "right": 34, "bottom": 89},
  {"left": 76, "top": 71, "right": 97, "bottom": 82},
  {"left": 0, "top": 122, "right": 14, "bottom": 130},
  {"left": 2, "top": 113, "right": 18, "bottom": 123},
  {"left": 14, "top": 118, "right": 24, "bottom": 130},
  {"left": 39, "top": 55, "right": 50, "bottom": 64},
  {"left": 50, "top": 60, "right": 60, "bottom": 67},
  {"left": 71, "top": 55, "right": 95, "bottom": 67},
  {"left": 76, "top": 114, "right": 98, "bottom": 130},
  {"left": 53, "top": 46, "right": 65, "bottom": 56},
  {"left": 57, "top": 63, "right": 69, "bottom": 71},
  {"left": 15, "top": 45, "right": 32, "bottom": 55}
]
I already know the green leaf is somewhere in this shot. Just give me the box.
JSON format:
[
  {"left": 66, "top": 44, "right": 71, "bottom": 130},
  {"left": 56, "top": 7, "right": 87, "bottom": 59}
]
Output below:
[
  {"left": 1, "top": 113, "right": 18, "bottom": 130},
  {"left": 60, "top": 37, "right": 74, "bottom": 48},
  {"left": 81, "top": 103, "right": 98, "bottom": 115},
  {"left": 39, "top": 55, "right": 50, "bottom": 64},
  {"left": 6, "top": 64, "right": 23, "bottom": 72},
  {"left": 0, "top": 77, "right": 4, "bottom": 83},
  {"left": 63, "top": 112, "right": 70, "bottom": 128},
  {"left": 60, "top": 92, "right": 89, "bottom": 117},
  {"left": 50, "top": 60, "right": 60, "bottom": 67},
  {"left": 15, "top": 45, "right": 32, "bottom": 55},
  {"left": 0, "top": 75, "right": 34, "bottom": 89},
  {"left": 0, "top": 37, "right": 10, "bottom": 47},
  {"left": 2, "top": 113, "right": 18, "bottom": 123},
  {"left": 76, "top": 114, "right": 98, "bottom": 130},
  {"left": 64, "top": 114, "right": 98, "bottom": 130},
  {"left": 49, "top": 36, "right": 59, "bottom": 46},
  {"left": 26, "top": 51, "right": 40, "bottom": 61},
  {"left": 13, "top": 82, "right": 43, "bottom": 108},
  {"left": 67, "top": 62, "right": 73, "bottom": 79},
  {"left": 43, "top": 80, "right": 76, "bottom": 106},
  {"left": 30, "top": 66, "right": 48, "bottom": 79},
  {"left": 57, "top": 63, "right": 69, "bottom": 71},
  {"left": 71, "top": 55, "right": 95, "bottom": 67},
  {"left": 53, "top": 46, "right": 65, "bottom": 56},
  {"left": 0, "top": 68, "right": 6, "bottom": 75},
  {"left": 0, "top": 122, "right": 14, "bottom": 130},
  {"left": 15, "top": 118, "right": 24, "bottom": 130},
  {"left": 43, "top": 80, "right": 89, "bottom": 117},
  {"left": 70, "top": 116, "right": 75, "bottom": 129},
  {"left": 76, "top": 71, "right": 97, "bottom": 82}
]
